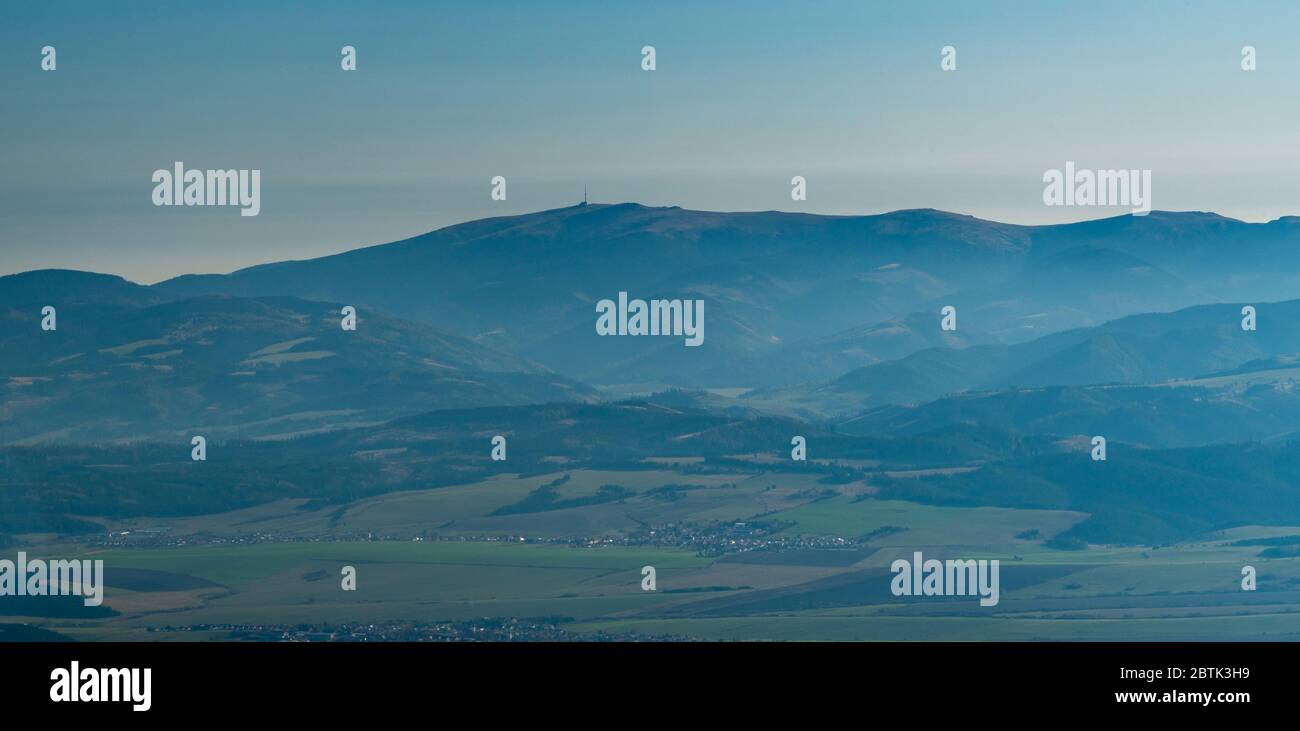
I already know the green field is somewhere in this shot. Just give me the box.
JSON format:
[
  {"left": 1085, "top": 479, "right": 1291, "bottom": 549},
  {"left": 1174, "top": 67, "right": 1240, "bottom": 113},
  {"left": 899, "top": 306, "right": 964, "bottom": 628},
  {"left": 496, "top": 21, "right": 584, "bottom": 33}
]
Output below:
[{"left": 8, "top": 467, "right": 1300, "bottom": 641}]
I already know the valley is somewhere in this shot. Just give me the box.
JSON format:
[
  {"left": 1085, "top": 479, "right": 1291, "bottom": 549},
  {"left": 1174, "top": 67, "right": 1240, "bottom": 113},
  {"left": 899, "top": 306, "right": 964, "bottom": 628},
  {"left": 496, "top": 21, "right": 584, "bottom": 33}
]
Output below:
[
  {"left": 7, "top": 203, "right": 1300, "bottom": 641},
  {"left": 8, "top": 466, "right": 1300, "bottom": 642}
]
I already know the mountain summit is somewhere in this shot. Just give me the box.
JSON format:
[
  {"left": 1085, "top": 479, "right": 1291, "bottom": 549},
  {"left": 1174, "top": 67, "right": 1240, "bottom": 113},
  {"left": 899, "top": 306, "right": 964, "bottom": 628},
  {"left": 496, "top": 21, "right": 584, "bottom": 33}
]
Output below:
[{"left": 142, "top": 205, "right": 1300, "bottom": 388}]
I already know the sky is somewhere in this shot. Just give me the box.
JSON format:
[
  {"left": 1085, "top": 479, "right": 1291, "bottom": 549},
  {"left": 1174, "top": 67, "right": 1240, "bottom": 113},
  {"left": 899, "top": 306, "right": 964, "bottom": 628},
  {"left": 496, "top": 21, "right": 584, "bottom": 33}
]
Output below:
[{"left": 3, "top": 0, "right": 1300, "bottom": 283}]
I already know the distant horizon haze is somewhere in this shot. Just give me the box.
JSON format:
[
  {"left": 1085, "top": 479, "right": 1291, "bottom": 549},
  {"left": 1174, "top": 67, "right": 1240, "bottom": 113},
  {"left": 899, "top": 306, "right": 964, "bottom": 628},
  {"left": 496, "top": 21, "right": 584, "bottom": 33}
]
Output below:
[
  {"left": 7, "top": 195, "right": 1300, "bottom": 285},
  {"left": 7, "top": 1, "right": 1300, "bottom": 281}
]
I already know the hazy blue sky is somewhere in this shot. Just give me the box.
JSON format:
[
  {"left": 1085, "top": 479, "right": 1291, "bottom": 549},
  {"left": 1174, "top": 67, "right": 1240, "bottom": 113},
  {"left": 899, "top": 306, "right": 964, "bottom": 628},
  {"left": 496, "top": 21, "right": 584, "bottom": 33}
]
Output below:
[{"left": 3, "top": 0, "right": 1300, "bottom": 282}]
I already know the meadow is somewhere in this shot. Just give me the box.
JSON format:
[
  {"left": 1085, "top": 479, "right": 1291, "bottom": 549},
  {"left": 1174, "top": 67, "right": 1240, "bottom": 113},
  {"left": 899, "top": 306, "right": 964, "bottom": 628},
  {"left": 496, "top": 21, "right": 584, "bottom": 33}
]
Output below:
[{"left": 9, "top": 467, "right": 1298, "bottom": 642}]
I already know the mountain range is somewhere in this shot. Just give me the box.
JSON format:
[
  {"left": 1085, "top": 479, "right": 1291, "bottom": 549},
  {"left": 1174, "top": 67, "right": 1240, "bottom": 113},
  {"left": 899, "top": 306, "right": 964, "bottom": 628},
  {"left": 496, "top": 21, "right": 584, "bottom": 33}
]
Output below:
[
  {"left": 7, "top": 202, "right": 1300, "bottom": 546},
  {"left": 144, "top": 203, "right": 1300, "bottom": 388},
  {"left": 0, "top": 270, "right": 592, "bottom": 443}
]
